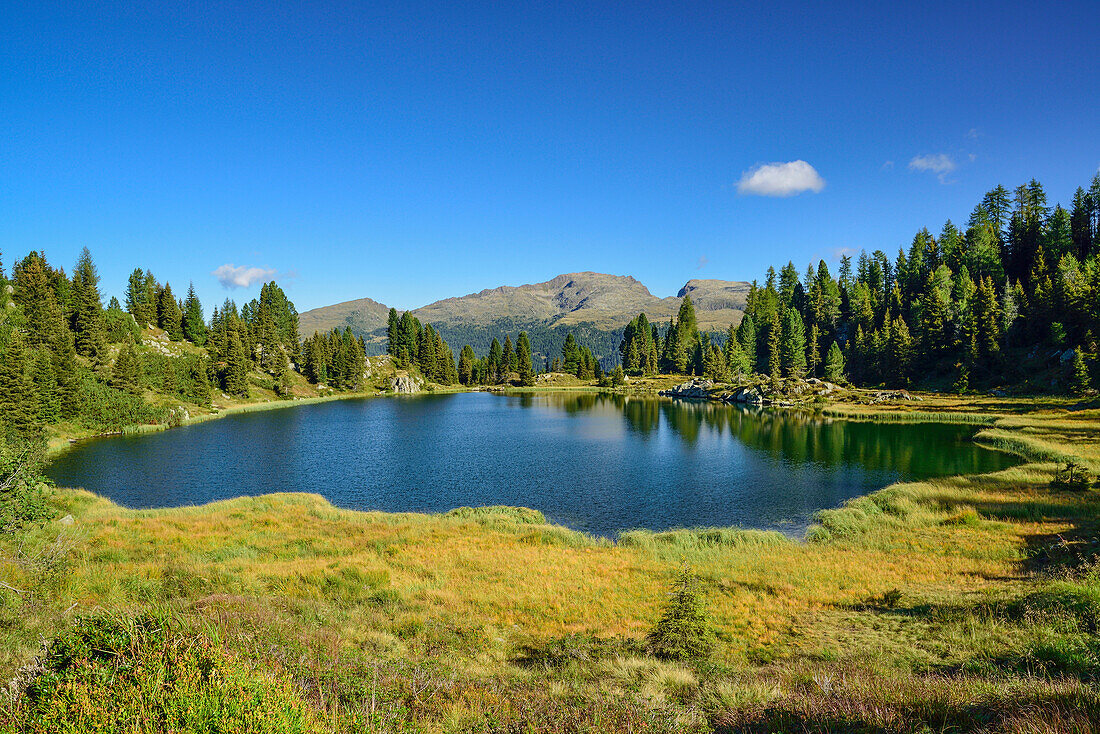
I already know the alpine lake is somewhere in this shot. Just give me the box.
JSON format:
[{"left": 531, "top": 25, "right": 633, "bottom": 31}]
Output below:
[{"left": 47, "top": 391, "right": 1019, "bottom": 538}]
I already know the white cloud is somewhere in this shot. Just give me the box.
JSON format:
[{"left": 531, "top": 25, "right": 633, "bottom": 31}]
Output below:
[
  {"left": 908, "top": 153, "right": 956, "bottom": 183},
  {"left": 967, "top": 128, "right": 981, "bottom": 139},
  {"left": 736, "top": 160, "right": 825, "bottom": 197},
  {"left": 212, "top": 264, "right": 278, "bottom": 289},
  {"left": 696, "top": 255, "right": 709, "bottom": 270},
  {"left": 882, "top": 160, "right": 895, "bottom": 170}
]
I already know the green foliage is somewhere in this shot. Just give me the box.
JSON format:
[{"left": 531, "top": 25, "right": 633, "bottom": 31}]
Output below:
[
  {"left": 516, "top": 331, "right": 535, "bottom": 386},
  {"left": 1051, "top": 462, "right": 1094, "bottom": 492},
  {"left": 646, "top": 566, "right": 716, "bottom": 662},
  {"left": 10, "top": 613, "right": 324, "bottom": 733},
  {"left": 824, "top": 340, "right": 845, "bottom": 382},
  {"left": 0, "top": 437, "right": 53, "bottom": 534}
]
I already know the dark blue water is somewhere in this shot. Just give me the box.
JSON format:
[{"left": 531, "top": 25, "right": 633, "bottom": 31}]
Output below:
[{"left": 46, "top": 392, "right": 1018, "bottom": 537}]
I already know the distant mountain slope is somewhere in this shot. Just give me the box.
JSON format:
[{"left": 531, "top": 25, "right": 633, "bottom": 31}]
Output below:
[
  {"left": 413, "top": 272, "right": 680, "bottom": 330},
  {"left": 297, "top": 296, "right": 390, "bottom": 340},
  {"left": 297, "top": 272, "right": 749, "bottom": 361}
]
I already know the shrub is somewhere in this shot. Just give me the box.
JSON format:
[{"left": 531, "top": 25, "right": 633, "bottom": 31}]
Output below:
[
  {"left": 0, "top": 437, "right": 53, "bottom": 534},
  {"left": 1051, "top": 462, "right": 1093, "bottom": 492},
  {"left": 646, "top": 566, "right": 716, "bottom": 662},
  {"left": 8, "top": 613, "right": 325, "bottom": 733}
]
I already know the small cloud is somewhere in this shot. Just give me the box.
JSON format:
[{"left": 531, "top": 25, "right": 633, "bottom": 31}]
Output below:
[
  {"left": 831, "top": 246, "right": 859, "bottom": 260},
  {"left": 968, "top": 152, "right": 977, "bottom": 162},
  {"left": 967, "top": 128, "right": 981, "bottom": 139},
  {"left": 882, "top": 160, "right": 894, "bottom": 170},
  {"left": 212, "top": 264, "right": 278, "bottom": 289},
  {"left": 909, "top": 153, "right": 957, "bottom": 183},
  {"left": 737, "top": 160, "right": 825, "bottom": 197},
  {"left": 696, "top": 255, "right": 709, "bottom": 270}
]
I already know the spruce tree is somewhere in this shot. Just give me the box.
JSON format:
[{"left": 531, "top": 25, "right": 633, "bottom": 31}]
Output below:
[
  {"left": 516, "top": 332, "right": 534, "bottom": 386},
  {"left": 736, "top": 314, "right": 757, "bottom": 375},
  {"left": 502, "top": 335, "right": 515, "bottom": 375},
  {"left": 32, "top": 349, "right": 61, "bottom": 424},
  {"left": 458, "top": 345, "right": 476, "bottom": 385},
  {"left": 674, "top": 296, "right": 698, "bottom": 372},
  {"left": 0, "top": 330, "right": 38, "bottom": 440},
  {"left": 12, "top": 252, "right": 67, "bottom": 348},
  {"left": 780, "top": 309, "right": 807, "bottom": 378},
  {"left": 1071, "top": 347, "right": 1092, "bottom": 395},
  {"left": 71, "top": 247, "right": 107, "bottom": 361},
  {"left": 110, "top": 340, "right": 141, "bottom": 394},
  {"left": 824, "top": 341, "right": 845, "bottom": 383},
  {"left": 806, "top": 322, "right": 820, "bottom": 377},
  {"left": 386, "top": 308, "right": 400, "bottom": 356},
  {"left": 487, "top": 338, "right": 503, "bottom": 383},
  {"left": 157, "top": 283, "right": 184, "bottom": 340},
  {"left": 767, "top": 310, "right": 781, "bottom": 381},
  {"left": 224, "top": 327, "right": 249, "bottom": 397},
  {"left": 182, "top": 282, "right": 206, "bottom": 345}
]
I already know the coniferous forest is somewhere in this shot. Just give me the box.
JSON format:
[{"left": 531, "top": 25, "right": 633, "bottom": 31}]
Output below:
[{"left": 5, "top": 173, "right": 1098, "bottom": 464}]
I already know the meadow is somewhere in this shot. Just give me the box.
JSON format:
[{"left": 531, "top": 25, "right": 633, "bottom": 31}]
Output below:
[{"left": 3, "top": 392, "right": 1100, "bottom": 732}]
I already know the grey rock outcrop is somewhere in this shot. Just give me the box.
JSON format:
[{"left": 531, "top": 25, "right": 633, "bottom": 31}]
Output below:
[
  {"left": 389, "top": 375, "right": 424, "bottom": 394},
  {"left": 659, "top": 379, "right": 714, "bottom": 399}
]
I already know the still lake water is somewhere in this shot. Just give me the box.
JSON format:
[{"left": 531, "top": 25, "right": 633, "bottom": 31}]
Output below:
[{"left": 47, "top": 392, "right": 1018, "bottom": 537}]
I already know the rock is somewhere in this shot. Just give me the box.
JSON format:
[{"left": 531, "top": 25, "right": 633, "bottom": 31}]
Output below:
[
  {"left": 870, "top": 389, "right": 922, "bottom": 404},
  {"left": 658, "top": 378, "right": 714, "bottom": 399},
  {"left": 59, "top": 514, "right": 74, "bottom": 526},
  {"left": 731, "top": 385, "right": 765, "bottom": 405},
  {"left": 389, "top": 375, "right": 423, "bottom": 394}
]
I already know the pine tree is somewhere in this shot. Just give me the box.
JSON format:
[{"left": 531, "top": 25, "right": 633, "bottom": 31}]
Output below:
[
  {"left": 110, "top": 339, "right": 141, "bottom": 394},
  {"left": 386, "top": 308, "right": 400, "bottom": 356},
  {"left": 182, "top": 282, "right": 206, "bottom": 345},
  {"left": 502, "top": 335, "right": 515, "bottom": 375},
  {"left": 887, "top": 315, "right": 913, "bottom": 384},
  {"left": 1071, "top": 347, "right": 1092, "bottom": 395},
  {"left": 736, "top": 314, "right": 757, "bottom": 374},
  {"left": 71, "top": 247, "right": 107, "bottom": 361},
  {"left": 32, "top": 349, "right": 61, "bottom": 423},
  {"left": 704, "top": 342, "right": 729, "bottom": 382},
  {"left": 767, "top": 310, "right": 781, "bottom": 381},
  {"left": 780, "top": 309, "right": 807, "bottom": 378},
  {"left": 0, "top": 330, "right": 38, "bottom": 440},
  {"left": 562, "top": 333, "right": 580, "bottom": 376},
  {"left": 487, "top": 338, "right": 503, "bottom": 383},
  {"left": 458, "top": 345, "right": 476, "bottom": 385},
  {"left": 157, "top": 283, "right": 183, "bottom": 339},
  {"left": 516, "top": 332, "right": 534, "bottom": 386},
  {"left": 824, "top": 341, "right": 845, "bottom": 383},
  {"left": 673, "top": 296, "right": 699, "bottom": 373},
  {"left": 51, "top": 329, "right": 80, "bottom": 419},
  {"left": 806, "top": 322, "right": 820, "bottom": 377},
  {"left": 12, "top": 252, "right": 67, "bottom": 348},
  {"left": 224, "top": 327, "right": 249, "bottom": 397}
]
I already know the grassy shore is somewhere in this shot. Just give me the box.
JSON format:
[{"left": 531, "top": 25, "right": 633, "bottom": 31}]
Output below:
[{"left": 5, "top": 393, "right": 1100, "bottom": 732}]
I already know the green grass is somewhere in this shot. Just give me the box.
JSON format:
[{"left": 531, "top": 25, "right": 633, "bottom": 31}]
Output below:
[{"left": 7, "top": 395, "right": 1100, "bottom": 731}]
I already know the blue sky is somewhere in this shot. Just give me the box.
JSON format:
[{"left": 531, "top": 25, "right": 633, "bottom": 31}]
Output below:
[{"left": 3, "top": 1, "right": 1098, "bottom": 314}]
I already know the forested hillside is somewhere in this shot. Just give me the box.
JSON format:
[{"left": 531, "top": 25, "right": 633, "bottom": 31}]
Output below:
[
  {"left": 394, "top": 175, "right": 1100, "bottom": 397},
  {"left": 0, "top": 249, "right": 381, "bottom": 462}
]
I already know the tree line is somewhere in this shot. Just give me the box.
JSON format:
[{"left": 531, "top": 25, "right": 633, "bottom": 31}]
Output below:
[
  {"left": 613, "top": 174, "right": 1100, "bottom": 394},
  {"left": 0, "top": 248, "right": 311, "bottom": 453}
]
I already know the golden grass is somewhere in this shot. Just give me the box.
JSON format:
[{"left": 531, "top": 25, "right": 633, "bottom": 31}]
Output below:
[{"left": 8, "top": 392, "right": 1100, "bottom": 731}]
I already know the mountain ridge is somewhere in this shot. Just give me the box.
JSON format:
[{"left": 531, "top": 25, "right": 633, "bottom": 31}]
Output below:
[{"left": 298, "top": 272, "right": 750, "bottom": 360}]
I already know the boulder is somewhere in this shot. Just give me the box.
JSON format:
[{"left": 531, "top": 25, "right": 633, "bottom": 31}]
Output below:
[
  {"left": 659, "top": 378, "right": 714, "bottom": 399},
  {"left": 389, "top": 375, "right": 423, "bottom": 394},
  {"left": 732, "top": 385, "right": 765, "bottom": 405}
]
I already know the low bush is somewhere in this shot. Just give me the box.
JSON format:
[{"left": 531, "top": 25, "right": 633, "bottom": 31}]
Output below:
[
  {"left": 6, "top": 613, "right": 324, "bottom": 733},
  {"left": 1051, "top": 462, "right": 1094, "bottom": 492},
  {"left": 646, "top": 566, "right": 716, "bottom": 662}
]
